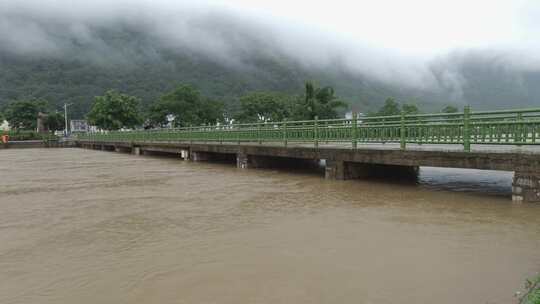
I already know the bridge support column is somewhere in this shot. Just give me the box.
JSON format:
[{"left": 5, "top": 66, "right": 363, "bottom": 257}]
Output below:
[
  {"left": 237, "top": 153, "right": 249, "bottom": 169},
  {"left": 237, "top": 154, "right": 304, "bottom": 169},
  {"left": 191, "top": 151, "right": 210, "bottom": 162},
  {"left": 180, "top": 149, "right": 189, "bottom": 160},
  {"left": 512, "top": 171, "right": 540, "bottom": 203},
  {"left": 132, "top": 147, "right": 141, "bottom": 155},
  {"left": 325, "top": 161, "right": 371, "bottom": 180},
  {"left": 325, "top": 161, "right": 419, "bottom": 181},
  {"left": 325, "top": 160, "right": 343, "bottom": 179}
]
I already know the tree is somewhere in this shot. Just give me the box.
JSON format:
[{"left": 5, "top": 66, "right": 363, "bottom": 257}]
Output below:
[
  {"left": 402, "top": 103, "right": 420, "bottom": 115},
  {"left": 291, "top": 81, "right": 347, "bottom": 120},
  {"left": 87, "top": 90, "right": 142, "bottom": 130},
  {"left": 374, "top": 98, "right": 401, "bottom": 116},
  {"left": 235, "top": 92, "right": 293, "bottom": 123},
  {"left": 45, "top": 112, "right": 65, "bottom": 131},
  {"left": 147, "top": 85, "right": 223, "bottom": 127},
  {"left": 442, "top": 105, "right": 459, "bottom": 113},
  {"left": 3, "top": 99, "right": 49, "bottom": 130}
]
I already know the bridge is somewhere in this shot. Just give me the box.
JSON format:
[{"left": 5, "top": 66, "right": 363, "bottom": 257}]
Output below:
[{"left": 76, "top": 106, "right": 540, "bottom": 203}]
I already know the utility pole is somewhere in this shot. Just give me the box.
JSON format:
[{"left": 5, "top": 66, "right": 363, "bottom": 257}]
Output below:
[{"left": 64, "top": 103, "right": 72, "bottom": 137}]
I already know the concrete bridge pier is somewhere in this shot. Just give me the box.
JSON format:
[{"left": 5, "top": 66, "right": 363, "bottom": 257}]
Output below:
[
  {"left": 191, "top": 151, "right": 211, "bottom": 162},
  {"left": 237, "top": 153, "right": 271, "bottom": 169},
  {"left": 512, "top": 171, "right": 540, "bottom": 203},
  {"left": 236, "top": 154, "right": 318, "bottom": 170},
  {"left": 325, "top": 161, "right": 376, "bottom": 180},
  {"left": 237, "top": 153, "right": 249, "bottom": 169},
  {"left": 114, "top": 146, "right": 131, "bottom": 153},
  {"left": 190, "top": 151, "right": 236, "bottom": 163},
  {"left": 180, "top": 149, "right": 189, "bottom": 160},
  {"left": 102, "top": 145, "right": 115, "bottom": 152},
  {"left": 325, "top": 160, "right": 343, "bottom": 180},
  {"left": 132, "top": 147, "right": 141, "bottom": 156},
  {"left": 325, "top": 160, "right": 419, "bottom": 181}
]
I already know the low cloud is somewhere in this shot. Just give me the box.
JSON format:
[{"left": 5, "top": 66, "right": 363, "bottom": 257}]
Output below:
[{"left": 1, "top": 0, "right": 539, "bottom": 102}]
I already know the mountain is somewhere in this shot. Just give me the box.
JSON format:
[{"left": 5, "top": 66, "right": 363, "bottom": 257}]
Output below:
[
  {"left": 0, "top": 14, "right": 539, "bottom": 119},
  {"left": 431, "top": 52, "right": 540, "bottom": 109}
]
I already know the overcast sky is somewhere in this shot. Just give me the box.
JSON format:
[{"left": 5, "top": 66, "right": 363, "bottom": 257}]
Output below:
[
  {"left": 1, "top": 0, "right": 539, "bottom": 91},
  {"left": 3, "top": 0, "right": 537, "bottom": 54},
  {"left": 214, "top": 0, "right": 538, "bottom": 55}
]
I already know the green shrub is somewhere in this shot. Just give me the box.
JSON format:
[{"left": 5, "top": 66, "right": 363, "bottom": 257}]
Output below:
[
  {"left": 520, "top": 275, "right": 540, "bottom": 304},
  {"left": 1, "top": 130, "right": 58, "bottom": 141}
]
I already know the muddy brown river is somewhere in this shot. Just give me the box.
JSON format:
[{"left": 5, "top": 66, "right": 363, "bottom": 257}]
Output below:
[{"left": 1, "top": 148, "right": 539, "bottom": 304}]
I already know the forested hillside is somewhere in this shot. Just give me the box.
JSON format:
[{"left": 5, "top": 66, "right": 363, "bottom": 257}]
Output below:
[
  {"left": 0, "top": 40, "right": 440, "bottom": 118},
  {"left": 1, "top": 17, "right": 539, "bottom": 119}
]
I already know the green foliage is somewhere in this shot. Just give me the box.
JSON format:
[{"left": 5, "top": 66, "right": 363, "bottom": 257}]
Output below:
[
  {"left": 45, "top": 112, "right": 65, "bottom": 131},
  {"left": 373, "top": 98, "right": 401, "bottom": 116},
  {"left": 291, "top": 81, "right": 347, "bottom": 120},
  {"left": 402, "top": 103, "right": 420, "bottom": 115},
  {"left": 147, "top": 85, "right": 224, "bottom": 127},
  {"left": 369, "top": 98, "right": 422, "bottom": 117},
  {"left": 442, "top": 105, "right": 459, "bottom": 113},
  {"left": 87, "top": 90, "right": 142, "bottom": 130},
  {"left": 520, "top": 275, "right": 540, "bottom": 304},
  {"left": 3, "top": 99, "right": 49, "bottom": 130},
  {"left": 235, "top": 92, "right": 293, "bottom": 123},
  {"left": 235, "top": 82, "right": 347, "bottom": 122},
  {"left": 1, "top": 130, "right": 58, "bottom": 141}
]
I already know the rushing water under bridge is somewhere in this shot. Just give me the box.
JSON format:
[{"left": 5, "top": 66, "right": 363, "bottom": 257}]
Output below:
[{"left": 77, "top": 107, "right": 540, "bottom": 203}]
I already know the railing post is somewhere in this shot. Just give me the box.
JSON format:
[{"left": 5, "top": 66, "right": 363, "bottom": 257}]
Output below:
[
  {"left": 258, "top": 122, "right": 262, "bottom": 145},
  {"left": 283, "top": 119, "right": 288, "bottom": 147},
  {"left": 314, "top": 116, "right": 319, "bottom": 148},
  {"left": 517, "top": 112, "right": 523, "bottom": 146},
  {"left": 463, "top": 105, "right": 471, "bottom": 152},
  {"left": 352, "top": 112, "right": 358, "bottom": 149},
  {"left": 218, "top": 124, "right": 222, "bottom": 145},
  {"left": 236, "top": 123, "right": 240, "bottom": 145},
  {"left": 190, "top": 125, "right": 193, "bottom": 144},
  {"left": 400, "top": 111, "right": 406, "bottom": 150}
]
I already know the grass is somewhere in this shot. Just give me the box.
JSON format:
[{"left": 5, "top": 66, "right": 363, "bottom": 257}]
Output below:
[{"left": 519, "top": 274, "right": 540, "bottom": 304}]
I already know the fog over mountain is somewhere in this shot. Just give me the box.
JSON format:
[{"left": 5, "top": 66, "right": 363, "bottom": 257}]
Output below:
[{"left": 1, "top": 0, "right": 539, "bottom": 117}]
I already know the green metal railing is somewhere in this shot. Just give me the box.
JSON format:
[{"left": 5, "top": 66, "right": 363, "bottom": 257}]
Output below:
[{"left": 77, "top": 106, "right": 540, "bottom": 152}]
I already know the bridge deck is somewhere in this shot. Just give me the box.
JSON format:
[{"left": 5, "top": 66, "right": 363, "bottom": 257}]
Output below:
[
  {"left": 160, "top": 141, "right": 540, "bottom": 154},
  {"left": 77, "top": 139, "right": 540, "bottom": 172}
]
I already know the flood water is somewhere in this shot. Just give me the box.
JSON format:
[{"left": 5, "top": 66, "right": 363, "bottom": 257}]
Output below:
[{"left": 1, "top": 148, "right": 539, "bottom": 304}]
